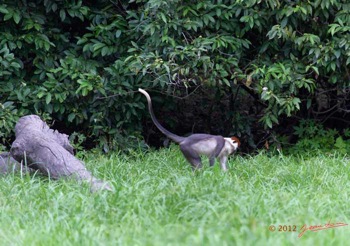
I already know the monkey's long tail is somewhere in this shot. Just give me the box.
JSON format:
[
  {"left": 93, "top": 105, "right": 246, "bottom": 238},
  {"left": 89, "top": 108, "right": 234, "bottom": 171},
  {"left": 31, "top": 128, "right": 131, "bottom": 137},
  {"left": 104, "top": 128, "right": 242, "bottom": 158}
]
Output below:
[{"left": 138, "top": 88, "right": 185, "bottom": 144}]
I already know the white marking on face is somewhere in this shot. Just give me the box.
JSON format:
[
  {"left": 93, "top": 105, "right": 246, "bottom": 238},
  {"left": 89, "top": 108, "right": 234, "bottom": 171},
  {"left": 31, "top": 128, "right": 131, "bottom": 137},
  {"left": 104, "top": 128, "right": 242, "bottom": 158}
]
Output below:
[{"left": 224, "top": 138, "right": 239, "bottom": 151}]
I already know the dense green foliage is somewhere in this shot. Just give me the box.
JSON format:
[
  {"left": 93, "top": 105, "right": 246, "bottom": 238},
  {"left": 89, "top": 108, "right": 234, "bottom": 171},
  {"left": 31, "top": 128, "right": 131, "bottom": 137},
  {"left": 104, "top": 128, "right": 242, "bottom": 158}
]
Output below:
[
  {"left": 0, "top": 0, "right": 349, "bottom": 150},
  {"left": 0, "top": 149, "right": 349, "bottom": 245},
  {"left": 285, "top": 119, "right": 350, "bottom": 155}
]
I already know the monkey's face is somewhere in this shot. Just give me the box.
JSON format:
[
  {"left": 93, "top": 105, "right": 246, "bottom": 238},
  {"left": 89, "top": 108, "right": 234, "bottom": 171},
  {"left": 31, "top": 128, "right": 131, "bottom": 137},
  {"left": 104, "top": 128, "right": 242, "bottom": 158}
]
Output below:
[
  {"left": 230, "top": 137, "right": 240, "bottom": 148},
  {"left": 225, "top": 136, "right": 240, "bottom": 153}
]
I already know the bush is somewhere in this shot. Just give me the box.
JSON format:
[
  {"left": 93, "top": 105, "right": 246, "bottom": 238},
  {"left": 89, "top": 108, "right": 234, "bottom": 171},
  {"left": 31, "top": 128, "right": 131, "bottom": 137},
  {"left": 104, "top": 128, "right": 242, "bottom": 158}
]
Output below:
[
  {"left": 1, "top": 0, "right": 349, "bottom": 151},
  {"left": 280, "top": 119, "right": 350, "bottom": 155}
]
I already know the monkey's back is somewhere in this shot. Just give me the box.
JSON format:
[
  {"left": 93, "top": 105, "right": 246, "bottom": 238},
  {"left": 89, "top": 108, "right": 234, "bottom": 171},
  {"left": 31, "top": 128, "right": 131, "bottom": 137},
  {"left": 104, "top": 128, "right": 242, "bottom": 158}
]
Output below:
[{"left": 180, "top": 134, "right": 225, "bottom": 157}]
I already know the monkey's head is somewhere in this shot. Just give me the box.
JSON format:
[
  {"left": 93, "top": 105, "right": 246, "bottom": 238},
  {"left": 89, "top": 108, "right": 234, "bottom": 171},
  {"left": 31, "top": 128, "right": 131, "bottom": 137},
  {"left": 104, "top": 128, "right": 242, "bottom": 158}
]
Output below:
[{"left": 229, "top": 136, "right": 241, "bottom": 150}]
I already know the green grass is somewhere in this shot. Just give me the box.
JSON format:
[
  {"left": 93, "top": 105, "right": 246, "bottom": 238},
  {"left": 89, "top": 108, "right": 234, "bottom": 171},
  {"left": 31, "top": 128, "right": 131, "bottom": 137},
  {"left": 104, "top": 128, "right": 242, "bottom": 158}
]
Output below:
[{"left": 0, "top": 147, "right": 349, "bottom": 246}]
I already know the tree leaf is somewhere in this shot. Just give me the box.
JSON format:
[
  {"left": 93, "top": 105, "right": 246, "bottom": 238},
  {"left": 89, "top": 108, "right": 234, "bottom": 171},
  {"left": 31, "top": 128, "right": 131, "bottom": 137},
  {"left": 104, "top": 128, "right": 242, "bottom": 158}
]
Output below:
[
  {"left": 60, "top": 9, "right": 66, "bottom": 21},
  {"left": 45, "top": 93, "right": 52, "bottom": 104},
  {"left": 115, "top": 30, "right": 122, "bottom": 38},
  {"left": 13, "top": 11, "right": 21, "bottom": 24},
  {"left": 0, "top": 5, "right": 9, "bottom": 14}
]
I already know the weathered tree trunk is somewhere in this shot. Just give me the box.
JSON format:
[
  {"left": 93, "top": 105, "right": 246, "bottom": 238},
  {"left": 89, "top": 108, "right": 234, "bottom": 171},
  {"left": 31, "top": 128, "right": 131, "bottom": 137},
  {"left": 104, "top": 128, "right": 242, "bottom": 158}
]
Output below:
[
  {"left": 10, "top": 115, "right": 113, "bottom": 192},
  {"left": 0, "top": 152, "right": 33, "bottom": 174}
]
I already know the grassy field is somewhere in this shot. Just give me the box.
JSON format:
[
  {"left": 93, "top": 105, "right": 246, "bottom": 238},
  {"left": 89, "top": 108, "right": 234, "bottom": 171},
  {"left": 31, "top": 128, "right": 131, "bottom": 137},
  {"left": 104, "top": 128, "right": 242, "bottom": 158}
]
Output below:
[{"left": 0, "top": 146, "right": 349, "bottom": 246}]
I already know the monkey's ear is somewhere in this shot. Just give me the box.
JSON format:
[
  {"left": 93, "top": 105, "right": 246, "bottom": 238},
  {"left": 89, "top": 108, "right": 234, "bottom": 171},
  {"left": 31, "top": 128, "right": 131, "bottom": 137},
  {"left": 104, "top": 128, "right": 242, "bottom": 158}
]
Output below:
[{"left": 230, "top": 137, "right": 241, "bottom": 147}]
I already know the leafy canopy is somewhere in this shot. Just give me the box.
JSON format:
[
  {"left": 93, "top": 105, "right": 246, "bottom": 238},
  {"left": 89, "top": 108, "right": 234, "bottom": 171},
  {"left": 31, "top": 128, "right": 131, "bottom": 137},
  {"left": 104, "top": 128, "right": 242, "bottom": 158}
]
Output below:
[{"left": 0, "top": 0, "right": 349, "bottom": 150}]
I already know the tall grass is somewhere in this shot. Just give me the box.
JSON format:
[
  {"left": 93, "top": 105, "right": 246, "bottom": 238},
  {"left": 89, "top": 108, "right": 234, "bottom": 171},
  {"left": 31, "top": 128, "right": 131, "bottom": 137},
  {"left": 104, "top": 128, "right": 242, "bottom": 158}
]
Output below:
[{"left": 0, "top": 147, "right": 349, "bottom": 245}]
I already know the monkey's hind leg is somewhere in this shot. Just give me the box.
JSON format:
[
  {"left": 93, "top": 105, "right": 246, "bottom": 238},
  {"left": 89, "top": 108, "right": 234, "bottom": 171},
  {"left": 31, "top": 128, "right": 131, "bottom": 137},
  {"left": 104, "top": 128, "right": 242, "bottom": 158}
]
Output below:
[
  {"left": 209, "top": 157, "right": 215, "bottom": 167},
  {"left": 180, "top": 144, "right": 202, "bottom": 170}
]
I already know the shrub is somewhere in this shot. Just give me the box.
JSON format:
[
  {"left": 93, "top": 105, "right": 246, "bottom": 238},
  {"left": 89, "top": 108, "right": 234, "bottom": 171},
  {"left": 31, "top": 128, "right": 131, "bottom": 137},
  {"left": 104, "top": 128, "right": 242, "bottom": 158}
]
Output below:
[{"left": 1, "top": 0, "right": 349, "bottom": 151}]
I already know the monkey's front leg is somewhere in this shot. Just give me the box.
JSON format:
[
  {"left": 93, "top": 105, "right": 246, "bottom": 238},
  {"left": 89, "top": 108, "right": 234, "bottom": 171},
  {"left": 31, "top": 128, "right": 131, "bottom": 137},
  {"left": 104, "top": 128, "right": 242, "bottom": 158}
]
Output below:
[{"left": 219, "top": 156, "right": 228, "bottom": 171}]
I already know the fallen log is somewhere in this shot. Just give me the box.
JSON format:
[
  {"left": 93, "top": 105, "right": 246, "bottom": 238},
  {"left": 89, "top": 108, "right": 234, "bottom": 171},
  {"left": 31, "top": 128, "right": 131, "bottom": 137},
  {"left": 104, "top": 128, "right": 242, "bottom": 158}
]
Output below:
[
  {"left": 10, "top": 115, "right": 113, "bottom": 192},
  {"left": 0, "top": 152, "right": 33, "bottom": 174}
]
